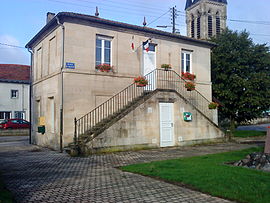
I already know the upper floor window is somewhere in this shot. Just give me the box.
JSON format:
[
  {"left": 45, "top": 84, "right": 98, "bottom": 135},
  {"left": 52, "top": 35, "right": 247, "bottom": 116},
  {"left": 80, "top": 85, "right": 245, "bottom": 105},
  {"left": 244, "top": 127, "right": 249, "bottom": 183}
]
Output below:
[
  {"left": 96, "top": 35, "right": 112, "bottom": 66},
  {"left": 11, "top": 90, "right": 18, "bottom": 99},
  {"left": 181, "top": 51, "right": 192, "bottom": 73}
]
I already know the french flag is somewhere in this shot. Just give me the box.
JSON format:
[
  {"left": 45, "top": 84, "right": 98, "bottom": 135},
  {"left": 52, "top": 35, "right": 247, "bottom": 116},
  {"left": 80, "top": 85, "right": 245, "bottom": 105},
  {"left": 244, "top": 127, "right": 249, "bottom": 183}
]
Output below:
[
  {"left": 143, "top": 40, "right": 150, "bottom": 52},
  {"left": 131, "top": 36, "right": 135, "bottom": 51}
]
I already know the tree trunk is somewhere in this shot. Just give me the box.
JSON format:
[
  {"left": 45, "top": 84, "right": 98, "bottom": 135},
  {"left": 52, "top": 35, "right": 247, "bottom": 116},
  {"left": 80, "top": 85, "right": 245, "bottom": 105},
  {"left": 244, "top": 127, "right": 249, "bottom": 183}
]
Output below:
[{"left": 228, "top": 117, "right": 235, "bottom": 141}]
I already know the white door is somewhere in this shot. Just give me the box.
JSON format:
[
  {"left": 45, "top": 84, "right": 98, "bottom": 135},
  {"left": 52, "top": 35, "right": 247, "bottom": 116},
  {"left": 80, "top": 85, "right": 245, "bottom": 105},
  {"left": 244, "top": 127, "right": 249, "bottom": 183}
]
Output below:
[
  {"left": 159, "top": 103, "right": 174, "bottom": 147},
  {"left": 143, "top": 45, "right": 156, "bottom": 90}
]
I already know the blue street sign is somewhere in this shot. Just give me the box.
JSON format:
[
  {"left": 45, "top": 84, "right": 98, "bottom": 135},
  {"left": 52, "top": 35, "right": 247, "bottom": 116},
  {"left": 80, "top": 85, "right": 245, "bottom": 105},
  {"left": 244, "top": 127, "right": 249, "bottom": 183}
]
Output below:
[{"left": 66, "top": 62, "right": 75, "bottom": 69}]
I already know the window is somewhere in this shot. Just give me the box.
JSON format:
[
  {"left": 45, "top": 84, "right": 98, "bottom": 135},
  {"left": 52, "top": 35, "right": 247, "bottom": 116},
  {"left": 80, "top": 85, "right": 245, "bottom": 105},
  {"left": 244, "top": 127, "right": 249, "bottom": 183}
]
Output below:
[
  {"left": 49, "top": 36, "right": 57, "bottom": 74},
  {"left": 0, "top": 112, "right": 11, "bottom": 120},
  {"left": 15, "top": 111, "right": 25, "bottom": 119},
  {"left": 208, "top": 11, "right": 213, "bottom": 38},
  {"left": 216, "top": 12, "right": 221, "bottom": 35},
  {"left": 181, "top": 51, "right": 192, "bottom": 73},
  {"left": 96, "top": 35, "right": 112, "bottom": 66},
  {"left": 197, "top": 14, "right": 201, "bottom": 39},
  {"left": 191, "top": 15, "right": 195, "bottom": 38},
  {"left": 11, "top": 90, "right": 18, "bottom": 98}
]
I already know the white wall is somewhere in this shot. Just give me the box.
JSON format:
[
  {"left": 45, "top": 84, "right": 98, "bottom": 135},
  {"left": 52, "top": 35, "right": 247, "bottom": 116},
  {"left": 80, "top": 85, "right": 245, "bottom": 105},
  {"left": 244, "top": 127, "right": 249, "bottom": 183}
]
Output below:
[{"left": 0, "top": 82, "right": 30, "bottom": 121}]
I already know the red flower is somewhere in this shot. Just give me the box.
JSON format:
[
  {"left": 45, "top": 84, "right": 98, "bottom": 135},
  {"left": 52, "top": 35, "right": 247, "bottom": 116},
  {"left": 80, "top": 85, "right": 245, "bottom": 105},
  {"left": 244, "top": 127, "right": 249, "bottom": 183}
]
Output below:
[
  {"left": 134, "top": 76, "right": 148, "bottom": 86},
  {"left": 96, "top": 64, "right": 113, "bottom": 72},
  {"left": 182, "top": 72, "right": 196, "bottom": 81},
  {"left": 184, "top": 82, "right": 196, "bottom": 90}
]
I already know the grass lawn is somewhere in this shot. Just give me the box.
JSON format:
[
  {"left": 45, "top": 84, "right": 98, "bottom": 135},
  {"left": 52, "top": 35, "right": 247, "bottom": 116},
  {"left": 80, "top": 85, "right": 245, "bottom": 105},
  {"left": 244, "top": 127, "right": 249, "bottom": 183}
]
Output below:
[
  {"left": 121, "top": 147, "right": 270, "bottom": 203},
  {"left": 0, "top": 176, "right": 13, "bottom": 203},
  {"left": 233, "top": 130, "right": 266, "bottom": 138}
]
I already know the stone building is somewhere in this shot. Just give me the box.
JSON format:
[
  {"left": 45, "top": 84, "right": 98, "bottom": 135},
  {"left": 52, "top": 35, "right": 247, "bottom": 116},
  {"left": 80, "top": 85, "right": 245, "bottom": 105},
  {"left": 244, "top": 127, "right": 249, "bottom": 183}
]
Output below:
[
  {"left": 0, "top": 64, "right": 30, "bottom": 121},
  {"left": 26, "top": 12, "right": 223, "bottom": 153},
  {"left": 185, "top": 0, "right": 227, "bottom": 39}
]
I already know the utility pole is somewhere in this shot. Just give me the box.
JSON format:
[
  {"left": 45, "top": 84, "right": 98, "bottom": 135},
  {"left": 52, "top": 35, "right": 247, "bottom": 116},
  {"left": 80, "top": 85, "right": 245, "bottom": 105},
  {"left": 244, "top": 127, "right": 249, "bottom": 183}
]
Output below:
[
  {"left": 157, "top": 6, "right": 179, "bottom": 34},
  {"left": 172, "top": 6, "right": 176, "bottom": 33}
]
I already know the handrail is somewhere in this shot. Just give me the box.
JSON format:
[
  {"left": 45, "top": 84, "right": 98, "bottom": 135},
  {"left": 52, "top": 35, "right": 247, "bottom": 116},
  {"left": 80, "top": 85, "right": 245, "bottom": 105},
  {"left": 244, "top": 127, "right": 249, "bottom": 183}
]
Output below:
[{"left": 74, "top": 69, "right": 213, "bottom": 142}]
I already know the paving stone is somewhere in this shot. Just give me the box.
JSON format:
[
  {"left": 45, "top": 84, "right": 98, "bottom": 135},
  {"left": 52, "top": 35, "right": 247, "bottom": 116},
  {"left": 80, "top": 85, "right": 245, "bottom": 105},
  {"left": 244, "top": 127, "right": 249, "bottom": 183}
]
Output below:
[{"left": 0, "top": 137, "right": 258, "bottom": 202}]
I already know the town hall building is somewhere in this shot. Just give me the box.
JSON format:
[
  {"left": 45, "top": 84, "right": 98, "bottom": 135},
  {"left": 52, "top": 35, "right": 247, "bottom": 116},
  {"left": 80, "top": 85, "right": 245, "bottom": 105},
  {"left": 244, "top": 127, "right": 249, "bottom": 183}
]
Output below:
[{"left": 26, "top": 4, "right": 226, "bottom": 154}]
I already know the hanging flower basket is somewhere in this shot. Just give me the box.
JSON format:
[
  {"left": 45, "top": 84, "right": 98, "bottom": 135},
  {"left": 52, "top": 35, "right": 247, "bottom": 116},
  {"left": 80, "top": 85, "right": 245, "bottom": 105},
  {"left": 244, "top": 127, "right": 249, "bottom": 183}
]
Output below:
[
  {"left": 161, "top": 64, "right": 172, "bottom": 71},
  {"left": 182, "top": 72, "right": 196, "bottom": 81},
  {"left": 208, "top": 102, "right": 219, "bottom": 109},
  {"left": 134, "top": 76, "right": 148, "bottom": 87},
  {"left": 96, "top": 64, "right": 114, "bottom": 72},
  {"left": 185, "top": 82, "right": 196, "bottom": 91}
]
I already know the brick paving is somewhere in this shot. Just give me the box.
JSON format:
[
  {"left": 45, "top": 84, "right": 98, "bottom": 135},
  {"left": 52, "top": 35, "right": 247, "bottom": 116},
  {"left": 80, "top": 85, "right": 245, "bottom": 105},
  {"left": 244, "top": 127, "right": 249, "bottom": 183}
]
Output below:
[{"left": 0, "top": 137, "right": 258, "bottom": 203}]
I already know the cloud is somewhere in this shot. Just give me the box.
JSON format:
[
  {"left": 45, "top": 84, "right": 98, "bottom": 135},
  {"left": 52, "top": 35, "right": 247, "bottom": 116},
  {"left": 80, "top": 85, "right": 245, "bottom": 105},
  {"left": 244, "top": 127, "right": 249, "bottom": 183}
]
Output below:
[{"left": 0, "top": 35, "right": 29, "bottom": 65}]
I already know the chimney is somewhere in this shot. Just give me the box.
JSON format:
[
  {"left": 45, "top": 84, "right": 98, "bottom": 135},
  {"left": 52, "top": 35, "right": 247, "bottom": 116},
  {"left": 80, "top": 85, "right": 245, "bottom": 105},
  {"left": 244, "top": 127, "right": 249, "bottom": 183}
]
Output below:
[{"left": 47, "top": 12, "right": 55, "bottom": 24}]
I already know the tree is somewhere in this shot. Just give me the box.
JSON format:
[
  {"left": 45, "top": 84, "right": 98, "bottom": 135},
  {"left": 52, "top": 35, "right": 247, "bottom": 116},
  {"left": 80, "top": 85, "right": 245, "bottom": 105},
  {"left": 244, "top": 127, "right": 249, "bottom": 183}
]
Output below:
[{"left": 210, "top": 29, "right": 270, "bottom": 131}]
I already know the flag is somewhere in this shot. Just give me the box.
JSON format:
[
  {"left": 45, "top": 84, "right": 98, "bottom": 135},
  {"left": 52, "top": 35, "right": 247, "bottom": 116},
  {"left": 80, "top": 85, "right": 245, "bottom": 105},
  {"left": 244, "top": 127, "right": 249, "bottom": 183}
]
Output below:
[
  {"left": 144, "top": 40, "right": 149, "bottom": 52},
  {"left": 131, "top": 36, "right": 135, "bottom": 51}
]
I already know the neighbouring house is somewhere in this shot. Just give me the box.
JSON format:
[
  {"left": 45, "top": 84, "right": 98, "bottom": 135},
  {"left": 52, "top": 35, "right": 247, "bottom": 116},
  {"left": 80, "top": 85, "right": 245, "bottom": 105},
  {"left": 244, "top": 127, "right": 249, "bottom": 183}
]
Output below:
[
  {"left": 0, "top": 64, "right": 30, "bottom": 121},
  {"left": 26, "top": 12, "right": 223, "bottom": 154}
]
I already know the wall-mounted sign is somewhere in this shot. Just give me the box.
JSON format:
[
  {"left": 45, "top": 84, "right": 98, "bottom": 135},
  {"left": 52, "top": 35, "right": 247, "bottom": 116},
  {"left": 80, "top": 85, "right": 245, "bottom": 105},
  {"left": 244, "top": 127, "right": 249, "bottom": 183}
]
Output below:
[
  {"left": 66, "top": 62, "right": 75, "bottom": 69},
  {"left": 183, "top": 112, "right": 192, "bottom": 121}
]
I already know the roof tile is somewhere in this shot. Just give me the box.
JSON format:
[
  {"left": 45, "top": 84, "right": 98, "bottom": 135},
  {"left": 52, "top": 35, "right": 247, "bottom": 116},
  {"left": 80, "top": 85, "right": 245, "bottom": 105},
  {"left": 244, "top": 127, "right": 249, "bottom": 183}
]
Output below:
[{"left": 0, "top": 64, "right": 30, "bottom": 82}]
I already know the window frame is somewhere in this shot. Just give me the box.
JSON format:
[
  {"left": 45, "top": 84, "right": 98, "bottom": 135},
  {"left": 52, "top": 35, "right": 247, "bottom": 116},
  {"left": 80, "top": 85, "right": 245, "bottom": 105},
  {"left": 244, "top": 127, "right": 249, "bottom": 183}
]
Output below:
[
  {"left": 14, "top": 111, "right": 25, "bottom": 119},
  {"left": 95, "top": 35, "right": 113, "bottom": 66},
  {"left": 181, "top": 50, "right": 193, "bottom": 73},
  {"left": 11, "top": 90, "right": 19, "bottom": 99},
  {"left": 0, "top": 111, "right": 11, "bottom": 120}
]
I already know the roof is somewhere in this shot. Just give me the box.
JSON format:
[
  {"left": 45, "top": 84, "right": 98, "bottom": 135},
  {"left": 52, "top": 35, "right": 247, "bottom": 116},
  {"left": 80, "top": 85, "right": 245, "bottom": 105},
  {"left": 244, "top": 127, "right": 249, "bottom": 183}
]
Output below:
[
  {"left": 0, "top": 64, "right": 30, "bottom": 84},
  {"left": 26, "top": 12, "right": 216, "bottom": 48},
  {"left": 185, "top": 0, "right": 227, "bottom": 10}
]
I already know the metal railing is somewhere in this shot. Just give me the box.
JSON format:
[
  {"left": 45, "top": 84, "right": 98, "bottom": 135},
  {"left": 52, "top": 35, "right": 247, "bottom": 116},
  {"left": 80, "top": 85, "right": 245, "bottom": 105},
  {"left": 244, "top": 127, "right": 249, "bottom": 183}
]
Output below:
[{"left": 74, "top": 69, "right": 213, "bottom": 143}]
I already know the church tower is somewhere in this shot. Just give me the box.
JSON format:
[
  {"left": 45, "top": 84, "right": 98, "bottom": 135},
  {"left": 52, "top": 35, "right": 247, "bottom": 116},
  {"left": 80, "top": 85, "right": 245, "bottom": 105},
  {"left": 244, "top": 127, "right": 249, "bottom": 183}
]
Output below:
[{"left": 185, "top": 0, "right": 227, "bottom": 39}]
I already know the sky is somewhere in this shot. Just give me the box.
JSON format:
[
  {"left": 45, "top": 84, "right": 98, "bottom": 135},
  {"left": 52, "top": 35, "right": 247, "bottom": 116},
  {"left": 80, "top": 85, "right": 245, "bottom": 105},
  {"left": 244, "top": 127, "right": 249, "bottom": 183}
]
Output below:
[{"left": 1, "top": 0, "right": 270, "bottom": 65}]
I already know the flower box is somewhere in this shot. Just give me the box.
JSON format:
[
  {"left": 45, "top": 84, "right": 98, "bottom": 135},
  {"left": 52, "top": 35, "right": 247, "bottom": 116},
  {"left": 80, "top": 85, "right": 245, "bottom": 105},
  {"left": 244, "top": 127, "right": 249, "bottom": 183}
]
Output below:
[
  {"left": 185, "top": 82, "right": 196, "bottom": 91},
  {"left": 96, "top": 64, "right": 114, "bottom": 72},
  {"left": 161, "top": 64, "right": 172, "bottom": 71},
  {"left": 182, "top": 72, "right": 196, "bottom": 81},
  {"left": 134, "top": 76, "right": 148, "bottom": 87},
  {"left": 208, "top": 102, "right": 219, "bottom": 109}
]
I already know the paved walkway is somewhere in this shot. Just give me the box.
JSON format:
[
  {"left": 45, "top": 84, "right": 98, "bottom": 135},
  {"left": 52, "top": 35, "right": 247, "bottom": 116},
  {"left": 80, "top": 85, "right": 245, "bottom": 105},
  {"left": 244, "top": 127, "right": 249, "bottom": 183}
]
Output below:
[{"left": 0, "top": 136, "right": 259, "bottom": 203}]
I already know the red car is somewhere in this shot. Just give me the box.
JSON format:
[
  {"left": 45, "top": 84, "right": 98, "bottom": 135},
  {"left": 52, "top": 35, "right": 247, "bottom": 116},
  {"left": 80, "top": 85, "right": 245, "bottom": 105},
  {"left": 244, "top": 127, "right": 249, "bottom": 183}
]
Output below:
[{"left": 0, "top": 119, "right": 30, "bottom": 129}]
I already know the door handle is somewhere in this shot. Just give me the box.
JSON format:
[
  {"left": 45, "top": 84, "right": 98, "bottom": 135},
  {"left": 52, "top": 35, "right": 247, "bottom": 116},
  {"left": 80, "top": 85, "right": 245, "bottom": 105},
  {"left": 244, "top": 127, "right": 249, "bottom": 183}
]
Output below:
[{"left": 171, "top": 123, "right": 174, "bottom": 127}]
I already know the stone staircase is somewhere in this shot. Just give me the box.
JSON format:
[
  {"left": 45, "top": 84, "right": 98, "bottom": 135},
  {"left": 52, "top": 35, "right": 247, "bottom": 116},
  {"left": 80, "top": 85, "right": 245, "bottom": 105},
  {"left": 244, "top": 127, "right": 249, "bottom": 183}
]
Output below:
[{"left": 66, "top": 69, "right": 217, "bottom": 155}]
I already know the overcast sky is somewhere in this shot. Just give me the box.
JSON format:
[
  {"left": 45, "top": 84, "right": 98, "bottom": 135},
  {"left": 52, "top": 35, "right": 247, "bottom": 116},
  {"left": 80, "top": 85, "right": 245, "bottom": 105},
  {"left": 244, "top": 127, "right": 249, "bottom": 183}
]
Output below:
[{"left": 1, "top": 0, "right": 270, "bottom": 65}]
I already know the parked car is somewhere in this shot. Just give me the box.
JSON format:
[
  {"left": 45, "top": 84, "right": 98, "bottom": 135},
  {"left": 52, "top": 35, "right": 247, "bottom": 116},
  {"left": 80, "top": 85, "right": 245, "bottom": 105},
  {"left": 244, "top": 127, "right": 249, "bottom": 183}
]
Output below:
[{"left": 0, "top": 119, "right": 30, "bottom": 129}]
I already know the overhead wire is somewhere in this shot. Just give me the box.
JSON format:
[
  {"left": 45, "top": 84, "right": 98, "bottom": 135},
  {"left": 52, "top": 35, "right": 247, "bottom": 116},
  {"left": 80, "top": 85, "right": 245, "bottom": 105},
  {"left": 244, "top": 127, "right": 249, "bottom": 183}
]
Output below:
[
  {"left": 47, "top": 0, "right": 167, "bottom": 18},
  {"left": 0, "top": 43, "right": 25, "bottom": 49}
]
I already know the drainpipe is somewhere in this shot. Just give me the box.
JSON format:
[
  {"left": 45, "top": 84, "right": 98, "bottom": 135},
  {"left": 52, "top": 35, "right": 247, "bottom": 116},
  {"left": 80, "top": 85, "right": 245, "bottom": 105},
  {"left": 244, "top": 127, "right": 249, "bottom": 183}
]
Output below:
[
  {"left": 56, "top": 16, "right": 65, "bottom": 153},
  {"left": 27, "top": 47, "right": 33, "bottom": 144}
]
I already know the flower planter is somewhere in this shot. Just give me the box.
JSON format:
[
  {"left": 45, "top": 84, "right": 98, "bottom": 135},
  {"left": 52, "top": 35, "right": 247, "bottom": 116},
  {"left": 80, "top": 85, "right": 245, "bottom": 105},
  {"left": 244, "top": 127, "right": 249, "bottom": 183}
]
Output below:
[
  {"left": 208, "top": 102, "right": 219, "bottom": 109},
  {"left": 184, "top": 82, "right": 196, "bottom": 91},
  {"left": 136, "top": 84, "right": 147, "bottom": 87},
  {"left": 134, "top": 76, "right": 148, "bottom": 87},
  {"left": 96, "top": 64, "right": 114, "bottom": 72},
  {"left": 161, "top": 64, "right": 172, "bottom": 71},
  {"left": 182, "top": 72, "right": 196, "bottom": 81}
]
